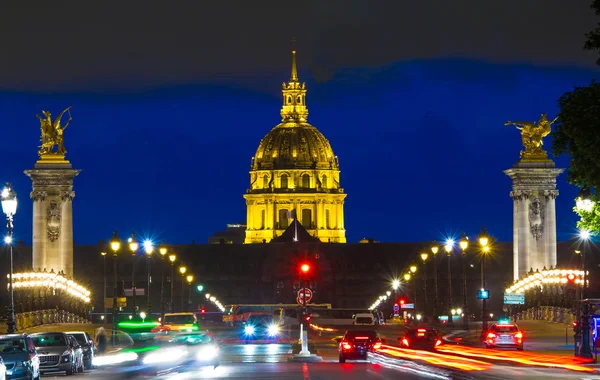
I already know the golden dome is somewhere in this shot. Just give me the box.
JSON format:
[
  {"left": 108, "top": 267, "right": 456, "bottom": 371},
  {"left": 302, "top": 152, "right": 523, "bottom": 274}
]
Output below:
[{"left": 252, "top": 122, "right": 338, "bottom": 170}]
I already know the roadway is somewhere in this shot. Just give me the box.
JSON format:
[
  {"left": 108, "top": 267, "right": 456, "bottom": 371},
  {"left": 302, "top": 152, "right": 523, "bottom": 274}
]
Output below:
[{"left": 19, "top": 321, "right": 600, "bottom": 379}]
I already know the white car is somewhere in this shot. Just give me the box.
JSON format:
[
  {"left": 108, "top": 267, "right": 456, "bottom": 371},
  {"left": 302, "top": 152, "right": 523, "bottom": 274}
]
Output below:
[{"left": 353, "top": 313, "right": 375, "bottom": 326}]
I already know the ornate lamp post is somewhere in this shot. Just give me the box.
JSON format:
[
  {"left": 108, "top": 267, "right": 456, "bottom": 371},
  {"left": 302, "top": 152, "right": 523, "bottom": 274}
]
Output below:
[
  {"left": 128, "top": 234, "right": 139, "bottom": 316},
  {"left": 410, "top": 265, "right": 417, "bottom": 313},
  {"left": 109, "top": 231, "right": 121, "bottom": 345},
  {"left": 1, "top": 183, "right": 18, "bottom": 334},
  {"left": 431, "top": 243, "right": 439, "bottom": 323},
  {"left": 459, "top": 232, "right": 469, "bottom": 329},
  {"left": 478, "top": 226, "right": 490, "bottom": 331},
  {"left": 403, "top": 272, "right": 412, "bottom": 318},
  {"left": 179, "top": 266, "right": 187, "bottom": 312},
  {"left": 444, "top": 240, "right": 454, "bottom": 326},
  {"left": 579, "top": 229, "right": 593, "bottom": 358},
  {"left": 159, "top": 242, "right": 168, "bottom": 320},
  {"left": 169, "top": 254, "right": 176, "bottom": 312},
  {"left": 101, "top": 251, "right": 107, "bottom": 325},
  {"left": 420, "top": 253, "right": 429, "bottom": 317},
  {"left": 143, "top": 241, "right": 153, "bottom": 315},
  {"left": 186, "top": 275, "right": 194, "bottom": 311},
  {"left": 392, "top": 279, "right": 400, "bottom": 318}
]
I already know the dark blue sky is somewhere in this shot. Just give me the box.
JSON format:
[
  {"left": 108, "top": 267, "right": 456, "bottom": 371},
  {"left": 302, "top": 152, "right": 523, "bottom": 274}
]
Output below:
[{"left": 1, "top": 59, "right": 598, "bottom": 244}]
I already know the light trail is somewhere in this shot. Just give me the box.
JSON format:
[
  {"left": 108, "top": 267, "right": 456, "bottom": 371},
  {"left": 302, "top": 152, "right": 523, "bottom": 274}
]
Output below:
[
  {"left": 377, "top": 344, "right": 492, "bottom": 372},
  {"left": 437, "top": 345, "right": 596, "bottom": 373}
]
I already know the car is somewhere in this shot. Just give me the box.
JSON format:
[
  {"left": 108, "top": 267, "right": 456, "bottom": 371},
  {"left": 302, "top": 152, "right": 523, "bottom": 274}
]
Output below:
[
  {"left": 159, "top": 313, "right": 199, "bottom": 332},
  {"left": 242, "top": 314, "right": 280, "bottom": 342},
  {"left": 400, "top": 327, "right": 443, "bottom": 350},
  {"left": 0, "top": 334, "right": 40, "bottom": 380},
  {"left": 66, "top": 331, "right": 96, "bottom": 370},
  {"left": 338, "top": 330, "right": 382, "bottom": 363},
  {"left": 66, "top": 335, "right": 84, "bottom": 373},
  {"left": 484, "top": 323, "right": 524, "bottom": 350},
  {"left": 353, "top": 313, "right": 375, "bottom": 326},
  {"left": 0, "top": 356, "right": 5, "bottom": 380},
  {"left": 30, "top": 332, "right": 76, "bottom": 376}
]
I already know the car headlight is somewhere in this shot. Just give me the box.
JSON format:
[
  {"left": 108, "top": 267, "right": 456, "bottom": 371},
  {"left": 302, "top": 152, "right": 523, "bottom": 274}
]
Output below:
[
  {"left": 62, "top": 350, "right": 71, "bottom": 356},
  {"left": 268, "top": 324, "right": 280, "bottom": 336},
  {"left": 244, "top": 325, "right": 255, "bottom": 335},
  {"left": 196, "top": 345, "right": 218, "bottom": 361},
  {"left": 92, "top": 352, "right": 138, "bottom": 367},
  {"left": 143, "top": 347, "right": 188, "bottom": 365}
]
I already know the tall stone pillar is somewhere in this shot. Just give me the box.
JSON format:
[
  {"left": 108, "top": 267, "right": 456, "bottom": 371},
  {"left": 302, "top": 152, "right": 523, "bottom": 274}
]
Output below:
[
  {"left": 24, "top": 157, "right": 80, "bottom": 277},
  {"left": 504, "top": 161, "right": 563, "bottom": 281}
]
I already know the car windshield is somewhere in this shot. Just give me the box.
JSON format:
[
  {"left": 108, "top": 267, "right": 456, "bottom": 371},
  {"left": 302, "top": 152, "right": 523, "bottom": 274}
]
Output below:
[
  {"left": 355, "top": 317, "right": 373, "bottom": 324},
  {"left": 345, "top": 331, "right": 377, "bottom": 339},
  {"left": 32, "top": 334, "right": 67, "bottom": 347},
  {"left": 164, "top": 315, "right": 196, "bottom": 324},
  {"left": 246, "top": 315, "right": 273, "bottom": 325},
  {"left": 69, "top": 333, "right": 88, "bottom": 345},
  {"left": 493, "top": 325, "right": 518, "bottom": 333},
  {"left": 0, "top": 337, "right": 27, "bottom": 353}
]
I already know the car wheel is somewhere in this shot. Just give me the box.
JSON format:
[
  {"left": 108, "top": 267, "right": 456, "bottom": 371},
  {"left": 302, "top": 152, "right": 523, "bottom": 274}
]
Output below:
[{"left": 339, "top": 355, "right": 346, "bottom": 363}]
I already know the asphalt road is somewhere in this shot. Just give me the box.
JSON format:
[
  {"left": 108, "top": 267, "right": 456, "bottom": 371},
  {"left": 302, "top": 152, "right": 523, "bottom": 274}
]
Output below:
[{"left": 23, "top": 322, "right": 600, "bottom": 379}]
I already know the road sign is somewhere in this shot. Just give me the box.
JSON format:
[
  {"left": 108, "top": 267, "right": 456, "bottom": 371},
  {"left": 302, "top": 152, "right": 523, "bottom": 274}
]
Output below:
[
  {"left": 401, "top": 303, "right": 415, "bottom": 309},
  {"left": 393, "top": 304, "right": 400, "bottom": 312},
  {"left": 297, "top": 288, "right": 313, "bottom": 304},
  {"left": 123, "top": 288, "right": 145, "bottom": 297},
  {"left": 477, "top": 289, "right": 489, "bottom": 299},
  {"left": 503, "top": 293, "right": 525, "bottom": 305}
]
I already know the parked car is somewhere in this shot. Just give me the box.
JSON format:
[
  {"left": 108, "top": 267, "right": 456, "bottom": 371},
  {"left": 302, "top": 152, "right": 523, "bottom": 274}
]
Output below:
[
  {"left": 30, "top": 332, "right": 76, "bottom": 376},
  {"left": 0, "top": 334, "right": 40, "bottom": 380},
  {"left": 0, "top": 356, "right": 5, "bottom": 380},
  {"left": 66, "top": 331, "right": 96, "bottom": 370}
]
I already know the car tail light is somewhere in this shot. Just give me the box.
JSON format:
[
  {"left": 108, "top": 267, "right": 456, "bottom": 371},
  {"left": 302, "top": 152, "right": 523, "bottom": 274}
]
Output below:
[
  {"left": 487, "top": 332, "right": 496, "bottom": 339},
  {"left": 514, "top": 332, "right": 523, "bottom": 339},
  {"left": 402, "top": 338, "right": 409, "bottom": 347},
  {"left": 435, "top": 339, "right": 442, "bottom": 346},
  {"left": 342, "top": 341, "right": 352, "bottom": 350},
  {"left": 417, "top": 329, "right": 427, "bottom": 332},
  {"left": 355, "top": 337, "right": 369, "bottom": 340},
  {"left": 373, "top": 342, "right": 382, "bottom": 350}
]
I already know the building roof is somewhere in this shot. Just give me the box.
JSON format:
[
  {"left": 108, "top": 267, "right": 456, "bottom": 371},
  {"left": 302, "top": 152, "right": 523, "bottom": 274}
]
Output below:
[{"left": 270, "top": 218, "right": 320, "bottom": 243}]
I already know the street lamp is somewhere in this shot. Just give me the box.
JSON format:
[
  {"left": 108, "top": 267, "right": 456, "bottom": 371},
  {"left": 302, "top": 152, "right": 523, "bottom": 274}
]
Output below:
[
  {"left": 576, "top": 187, "right": 594, "bottom": 212},
  {"left": 169, "top": 254, "right": 176, "bottom": 312},
  {"left": 409, "top": 265, "right": 417, "bottom": 313},
  {"left": 1, "top": 183, "right": 17, "bottom": 334},
  {"left": 101, "top": 251, "right": 107, "bottom": 325},
  {"left": 109, "top": 231, "right": 121, "bottom": 345},
  {"left": 186, "top": 275, "right": 194, "bottom": 311},
  {"left": 431, "top": 242, "right": 440, "bottom": 323},
  {"left": 179, "top": 266, "right": 187, "bottom": 312},
  {"left": 158, "top": 242, "right": 168, "bottom": 319},
  {"left": 420, "top": 253, "right": 429, "bottom": 317},
  {"left": 478, "top": 226, "right": 490, "bottom": 331},
  {"left": 459, "top": 232, "right": 469, "bottom": 329},
  {"left": 144, "top": 240, "right": 153, "bottom": 315},
  {"left": 445, "top": 239, "right": 454, "bottom": 326},
  {"left": 579, "top": 228, "right": 594, "bottom": 358},
  {"left": 128, "top": 234, "right": 139, "bottom": 316}
]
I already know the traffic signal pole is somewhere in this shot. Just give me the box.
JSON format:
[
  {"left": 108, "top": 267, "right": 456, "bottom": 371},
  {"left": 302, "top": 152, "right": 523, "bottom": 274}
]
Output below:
[{"left": 299, "top": 273, "right": 310, "bottom": 355}]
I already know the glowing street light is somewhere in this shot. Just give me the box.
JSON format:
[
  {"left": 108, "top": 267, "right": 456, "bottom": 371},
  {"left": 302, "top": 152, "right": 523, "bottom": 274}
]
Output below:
[
  {"left": 445, "top": 239, "right": 454, "bottom": 326},
  {"left": 459, "top": 232, "right": 469, "bottom": 329},
  {"left": 392, "top": 279, "right": 400, "bottom": 290},
  {"left": 479, "top": 226, "right": 490, "bottom": 330},
  {"left": 576, "top": 187, "right": 595, "bottom": 212},
  {"left": 1, "top": 183, "right": 17, "bottom": 334},
  {"left": 431, "top": 242, "right": 440, "bottom": 323}
]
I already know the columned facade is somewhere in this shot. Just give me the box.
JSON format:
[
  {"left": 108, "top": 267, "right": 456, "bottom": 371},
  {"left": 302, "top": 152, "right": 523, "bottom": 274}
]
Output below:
[{"left": 244, "top": 48, "right": 346, "bottom": 243}]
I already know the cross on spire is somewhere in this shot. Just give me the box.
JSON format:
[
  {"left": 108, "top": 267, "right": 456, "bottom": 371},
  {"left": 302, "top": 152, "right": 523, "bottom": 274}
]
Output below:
[{"left": 290, "top": 38, "right": 298, "bottom": 82}]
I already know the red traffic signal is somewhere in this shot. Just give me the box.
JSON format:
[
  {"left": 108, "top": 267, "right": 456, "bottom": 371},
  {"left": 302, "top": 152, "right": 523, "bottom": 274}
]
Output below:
[
  {"left": 301, "top": 263, "right": 311, "bottom": 273},
  {"left": 567, "top": 273, "right": 575, "bottom": 282},
  {"left": 305, "top": 315, "right": 311, "bottom": 322},
  {"left": 399, "top": 299, "right": 405, "bottom": 305},
  {"left": 201, "top": 308, "right": 206, "bottom": 313}
]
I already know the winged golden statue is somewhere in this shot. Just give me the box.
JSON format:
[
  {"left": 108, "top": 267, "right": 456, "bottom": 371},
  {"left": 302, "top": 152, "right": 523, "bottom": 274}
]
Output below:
[
  {"left": 505, "top": 114, "right": 557, "bottom": 160},
  {"left": 36, "top": 107, "right": 72, "bottom": 157}
]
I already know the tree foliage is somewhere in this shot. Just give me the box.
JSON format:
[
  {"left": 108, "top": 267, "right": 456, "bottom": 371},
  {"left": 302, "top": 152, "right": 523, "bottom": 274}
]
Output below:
[{"left": 585, "top": 0, "right": 600, "bottom": 65}]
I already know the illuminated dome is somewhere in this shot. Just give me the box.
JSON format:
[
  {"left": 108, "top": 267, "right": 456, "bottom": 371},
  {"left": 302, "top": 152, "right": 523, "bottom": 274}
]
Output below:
[{"left": 252, "top": 122, "right": 339, "bottom": 170}]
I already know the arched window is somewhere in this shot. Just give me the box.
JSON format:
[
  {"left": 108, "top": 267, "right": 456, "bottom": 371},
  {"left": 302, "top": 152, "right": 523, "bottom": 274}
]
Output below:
[
  {"left": 322, "top": 175, "right": 328, "bottom": 188},
  {"left": 302, "top": 174, "right": 310, "bottom": 188},
  {"left": 287, "top": 96, "right": 292, "bottom": 104},
  {"left": 281, "top": 174, "right": 288, "bottom": 189},
  {"left": 263, "top": 175, "right": 269, "bottom": 189},
  {"left": 297, "top": 95, "right": 302, "bottom": 104},
  {"left": 279, "top": 209, "right": 289, "bottom": 229},
  {"left": 302, "top": 209, "right": 312, "bottom": 228}
]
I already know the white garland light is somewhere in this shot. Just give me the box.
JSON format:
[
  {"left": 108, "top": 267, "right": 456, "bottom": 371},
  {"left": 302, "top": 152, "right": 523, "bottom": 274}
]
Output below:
[
  {"left": 7, "top": 271, "right": 91, "bottom": 303},
  {"left": 505, "top": 268, "right": 585, "bottom": 295}
]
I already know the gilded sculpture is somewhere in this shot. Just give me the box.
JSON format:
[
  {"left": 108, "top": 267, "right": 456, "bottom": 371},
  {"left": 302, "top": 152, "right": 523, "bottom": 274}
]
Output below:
[
  {"left": 36, "top": 107, "right": 72, "bottom": 158},
  {"left": 505, "top": 114, "right": 558, "bottom": 160}
]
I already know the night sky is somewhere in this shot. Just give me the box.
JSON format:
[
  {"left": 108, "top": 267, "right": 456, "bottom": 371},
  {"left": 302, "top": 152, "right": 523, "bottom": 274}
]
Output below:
[{"left": 1, "top": 1, "right": 599, "bottom": 245}]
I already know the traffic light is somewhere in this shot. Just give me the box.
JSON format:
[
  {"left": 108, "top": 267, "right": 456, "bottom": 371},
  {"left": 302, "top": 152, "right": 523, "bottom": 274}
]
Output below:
[
  {"left": 197, "top": 285, "right": 204, "bottom": 292},
  {"left": 567, "top": 273, "right": 576, "bottom": 283},
  {"left": 304, "top": 315, "right": 311, "bottom": 323},
  {"left": 399, "top": 299, "right": 405, "bottom": 306},
  {"left": 301, "top": 263, "right": 311, "bottom": 274},
  {"left": 201, "top": 308, "right": 206, "bottom": 314},
  {"left": 573, "top": 321, "right": 581, "bottom": 334}
]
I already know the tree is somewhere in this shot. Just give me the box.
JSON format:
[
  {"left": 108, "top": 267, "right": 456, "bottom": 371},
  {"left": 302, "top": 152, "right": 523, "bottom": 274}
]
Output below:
[{"left": 551, "top": 1, "right": 600, "bottom": 232}]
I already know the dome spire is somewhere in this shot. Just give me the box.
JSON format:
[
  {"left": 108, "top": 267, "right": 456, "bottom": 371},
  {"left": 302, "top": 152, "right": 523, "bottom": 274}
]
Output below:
[
  {"left": 281, "top": 41, "right": 308, "bottom": 122},
  {"left": 290, "top": 38, "right": 298, "bottom": 82}
]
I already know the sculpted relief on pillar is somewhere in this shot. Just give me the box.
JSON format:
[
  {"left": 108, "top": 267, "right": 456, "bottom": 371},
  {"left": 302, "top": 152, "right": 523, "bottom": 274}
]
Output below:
[
  {"left": 46, "top": 200, "right": 62, "bottom": 242},
  {"left": 529, "top": 197, "right": 544, "bottom": 240}
]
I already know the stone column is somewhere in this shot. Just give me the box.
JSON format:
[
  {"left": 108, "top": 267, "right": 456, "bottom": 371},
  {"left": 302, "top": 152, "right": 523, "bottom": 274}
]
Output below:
[
  {"left": 24, "top": 159, "right": 80, "bottom": 277},
  {"left": 504, "top": 161, "right": 563, "bottom": 281}
]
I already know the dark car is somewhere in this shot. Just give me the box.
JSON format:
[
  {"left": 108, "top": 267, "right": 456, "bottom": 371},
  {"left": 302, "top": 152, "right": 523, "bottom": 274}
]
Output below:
[
  {"left": 400, "top": 327, "right": 442, "bottom": 350},
  {"left": 0, "top": 334, "right": 40, "bottom": 380},
  {"left": 66, "top": 331, "right": 96, "bottom": 370},
  {"left": 338, "top": 330, "right": 382, "bottom": 363},
  {"left": 242, "top": 314, "right": 280, "bottom": 341},
  {"left": 30, "top": 332, "right": 76, "bottom": 376}
]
